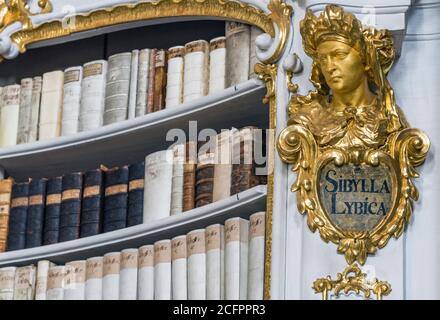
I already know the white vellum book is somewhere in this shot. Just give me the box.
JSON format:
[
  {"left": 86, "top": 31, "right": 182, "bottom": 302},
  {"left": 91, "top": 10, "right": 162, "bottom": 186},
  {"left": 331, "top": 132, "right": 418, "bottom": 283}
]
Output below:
[
  {"left": 28, "top": 77, "right": 42, "bottom": 142},
  {"left": 183, "top": 40, "right": 208, "bottom": 103},
  {"left": 119, "top": 248, "right": 138, "bottom": 300},
  {"left": 16, "top": 78, "right": 33, "bottom": 144},
  {"left": 187, "top": 229, "right": 206, "bottom": 300},
  {"left": 39, "top": 71, "right": 64, "bottom": 140},
  {"left": 154, "top": 240, "right": 172, "bottom": 300},
  {"left": 0, "top": 85, "right": 20, "bottom": 147},
  {"left": 135, "top": 49, "right": 150, "bottom": 117},
  {"left": 225, "top": 217, "right": 249, "bottom": 300},
  {"left": 13, "top": 265, "right": 36, "bottom": 300},
  {"left": 138, "top": 245, "right": 154, "bottom": 300},
  {"left": 46, "top": 266, "right": 65, "bottom": 300},
  {"left": 0, "top": 267, "right": 16, "bottom": 300},
  {"left": 171, "top": 235, "right": 187, "bottom": 300},
  {"left": 128, "top": 50, "right": 139, "bottom": 120},
  {"left": 170, "top": 144, "right": 185, "bottom": 215},
  {"left": 166, "top": 46, "right": 184, "bottom": 108},
  {"left": 206, "top": 224, "right": 225, "bottom": 300},
  {"left": 64, "top": 260, "right": 86, "bottom": 300},
  {"left": 61, "top": 66, "right": 83, "bottom": 136},
  {"left": 209, "top": 36, "right": 226, "bottom": 95},
  {"left": 35, "top": 260, "right": 55, "bottom": 300},
  {"left": 225, "top": 21, "right": 250, "bottom": 87},
  {"left": 143, "top": 150, "right": 173, "bottom": 223},
  {"left": 79, "top": 60, "right": 108, "bottom": 132},
  {"left": 103, "top": 252, "right": 120, "bottom": 300},
  {"left": 213, "top": 129, "right": 232, "bottom": 202},
  {"left": 85, "top": 256, "right": 103, "bottom": 300},
  {"left": 247, "top": 211, "right": 265, "bottom": 300}
]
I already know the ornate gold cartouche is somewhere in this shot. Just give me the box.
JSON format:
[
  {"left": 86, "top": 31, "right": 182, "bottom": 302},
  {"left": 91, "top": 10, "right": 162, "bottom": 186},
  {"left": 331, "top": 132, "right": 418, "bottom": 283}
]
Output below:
[{"left": 277, "top": 5, "right": 430, "bottom": 267}]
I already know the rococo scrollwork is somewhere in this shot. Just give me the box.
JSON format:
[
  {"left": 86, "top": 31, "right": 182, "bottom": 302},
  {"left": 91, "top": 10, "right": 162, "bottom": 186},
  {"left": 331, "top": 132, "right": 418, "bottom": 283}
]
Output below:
[
  {"left": 277, "top": 5, "right": 430, "bottom": 265},
  {"left": 0, "top": 0, "right": 52, "bottom": 32}
]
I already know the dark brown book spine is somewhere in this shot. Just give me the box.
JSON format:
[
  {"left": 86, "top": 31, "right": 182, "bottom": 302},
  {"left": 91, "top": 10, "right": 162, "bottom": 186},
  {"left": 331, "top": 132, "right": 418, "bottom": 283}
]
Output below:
[
  {"left": 183, "top": 141, "right": 197, "bottom": 212},
  {"left": 195, "top": 139, "right": 215, "bottom": 208},
  {"left": 146, "top": 48, "right": 157, "bottom": 114},
  {"left": 152, "top": 49, "right": 167, "bottom": 112}
]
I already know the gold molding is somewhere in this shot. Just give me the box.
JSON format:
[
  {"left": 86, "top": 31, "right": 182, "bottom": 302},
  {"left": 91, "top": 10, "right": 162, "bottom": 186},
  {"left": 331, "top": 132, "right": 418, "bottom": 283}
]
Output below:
[
  {"left": 313, "top": 263, "right": 392, "bottom": 300},
  {"left": 0, "top": 0, "right": 52, "bottom": 32}
]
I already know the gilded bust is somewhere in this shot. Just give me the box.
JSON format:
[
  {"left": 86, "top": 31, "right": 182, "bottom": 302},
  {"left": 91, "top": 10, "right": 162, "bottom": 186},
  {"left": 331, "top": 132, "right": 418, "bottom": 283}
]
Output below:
[{"left": 289, "top": 5, "right": 407, "bottom": 151}]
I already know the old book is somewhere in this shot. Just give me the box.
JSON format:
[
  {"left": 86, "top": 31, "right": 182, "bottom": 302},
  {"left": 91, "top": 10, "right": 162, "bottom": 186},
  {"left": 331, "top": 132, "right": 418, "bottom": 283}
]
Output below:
[
  {"left": 183, "top": 40, "right": 209, "bottom": 103},
  {"left": 146, "top": 49, "right": 157, "bottom": 114},
  {"left": 13, "top": 265, "right": 36, "bottom": 300},
  {"left": 61, "top": 66, "right": 83, "bottom": 136},
  {"left": 85, "top": 256, "right": 103, "bottom": 300},
  {"left": 0, "top": 267, "right": 16, "bottom": 300},
  {"left": 35, "top": 260, "right": 55, "bottom": 300},
  {"left": 104, "top": 52, "right": 131, "bottom": 125},
  {"left": 209, "top": 37, "right": 226, "bottom": 95},
  {"left": 25, "top": 178, "right": 47, "bottom": 248},
  {"left": 0, "top": 84, "right": 20, "bottom": 147},
  {"left": 213, "top": 129, "right": 233, "bottom": 202},
  {"left": 225, "top": 217, "right": 249, "bottom": 300},
  {"left": 249, "top": 26, "right": 264, "bottom": 79},
  {"left": 64, "top": 260, "right": 86, "bottom": 300},
  {"left": 43, "top": 176, "right": 62, "bottom": 245},
  {"left": 225, "top": 22, "right": 251, "bottom": 87},
  {"left": 170, "top": 144, "right": 185, "bottom": 215},
  {"left": 153, "top": 50, "right": 167, "bottom": 112},
  {"left": 16, "top": 78, "right": 34, "bottom": 144},
  {"left": 154, "top": 239, "right": 171, "bottom": 300},
  {"left": 128, "top": 49, "right": 139, "bottom": 120},
  {"left": 80, "top": 168, "right": 103, "bottom": 237},
  {"left": 206, "top": 224, "right": 225, "bottom": 300},
  {"left": 28, "top": 76, "right": 43, "bottom": 142},
  {"left": 7, "top": 180, "right": 30, "bottom": 251},
  {"left": 127, "top": 162, "right": 144, "bottom": 227},
  {"left": 39, "top": 71, "right": 64, "bottom": 140},
  {"left": 143, "top": 150, "right": 173, "bottom": 223},
  {"left": 59, "top": 173, "right": 83, "bottom": 242},
  {"left": 182, "top": 141, "right": 197, "bottom": 212},
  {"left": 247, "top": 211, "right": 265, "bottom": 300},
  {"left": 187, "top": 229, "right": 206, "bottom": 300},
  {"left": 195, "top": 140, "right": 215, "bottom": 208},
  {"left": 103, "top": 252, "right": 120, "bottom": 300},
  {"left": 79, "top": 60, "right": 108, "bottom": 132},
  {"left": 165, "top": 46, "right": 184, "bottom": 108},
  {"left": 103, "top": 166, "right": 129, "bottom": 232},
  {"left": 0, "top": 178, "right": 13, "bottom": 253},
  {"left": 119, "top": 248, "right": 138, "bottom": 300},
  {"left": 171, "top": 235, "right": 187, "bottom": 300},
  {"left": 138, "top": 245, "right": 154, "bottom": 300},
  {"left": 47, "top": 265, "right": 65, "bottom": 300},
  {"left": 135, "top": 49, "right": 151, "bottom": 117}
]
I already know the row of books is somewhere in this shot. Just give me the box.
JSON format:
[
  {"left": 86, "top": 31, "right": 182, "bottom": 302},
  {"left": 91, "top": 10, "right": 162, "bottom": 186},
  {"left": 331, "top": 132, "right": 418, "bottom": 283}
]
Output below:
[
  {"left": 0, "top": 127, "right": 267, "bottom": 252},
  {"left": 0, "top": 212, "right": 265, "bottom": 300},
  {"left": 0, "top": 22, "right": 262, "bottom": 148}
]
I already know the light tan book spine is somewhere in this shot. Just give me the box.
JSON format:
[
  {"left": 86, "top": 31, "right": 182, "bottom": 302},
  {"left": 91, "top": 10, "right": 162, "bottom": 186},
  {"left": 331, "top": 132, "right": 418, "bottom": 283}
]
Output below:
[
  {"left": 64, "top": 260, "right": 86, "bottom": 300},
  {"left": 247, "top": 211, "right": 265, "bottom": 300},
  {"left": 0, "top": 178, "right": 13, "bottom": 253},
  {"left": 103, "top": 252, "right": 120, "bottom": 300},
  {"left": 206, "top": 224, "right": 225, "bottom": 300},
  {"left": 47, "top": 265, "right": 65, "bottom": 300},
  {"left": 183, "top": 40, "right": 209, "bottom": 103},
  {"left": 13, "top": 265, "right": 36, "bottom": 300},
  {"left": 16, "top": 78, "right": 34, "bottom": 144},
  {"left": 170, "top": 143, "right": 185, "bottom": 215},
  {"left": 135, "top": 49, "right": 151, "bottom": 117},
  {"left": 187, "top": 229, "right": 206, "bottom": 300},
  {"left": 28, "top": 76, "right": 43, "bottom": 142},
  {"left": 39, "top": 71, "right": 64, "bottom": 140},
  {"left": 35, "top": 260, "right": 55, "bottom": 300},
  {"left": 225, "top": 21, "right": 251, "bottom": 87},
  {"left": 154, "top": 239, "right": 171, "bottom": 300},
  {"left": 0, "top": 267, "right": 16, "bottom": 300},
  {"left": 153, "top": 50, "right": 167, "bottom": 112},
  {"left": 171, "top": 235, "right": 187, "bottom": 300},
  {"left": 146, "top": 48, "right": 157, "bottom": 113},
  {"left": 85, "top": 256, "right": 103, "bottom": 300},
  {"left": 119, "top": 248, "right": 138, "bottom": 300},
  {"left": 0, "top": 84, "right": 21, "bottom": 147},
  {"left": 138, "top": 245, "right": 154, "bottom": 300},
  {"left": 166, "top": 46, "right": 184, "bottom": 108},
  {"left": 213, "top": 130, "right": 233, "bottom": 202},
  {"left": 128, "top": 50, "right": 139, "bottom": 120},
  {"left": 61, "top": 66, "right": 83, "bottom": 136},
  {"left": 209, "top": 36, "right": 226, "bottom": 95}
]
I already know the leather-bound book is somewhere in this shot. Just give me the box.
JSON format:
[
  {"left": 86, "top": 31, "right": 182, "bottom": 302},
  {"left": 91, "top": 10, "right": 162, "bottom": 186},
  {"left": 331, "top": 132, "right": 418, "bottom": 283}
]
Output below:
[
  {"left": 182, "top": 141, "right": 197, "bottom": 212},
  {"left": 146, "top": 49, "right": 157, "bottom": 114},
  {"left": 225, "top": 22, "right": 250, "bottom": 87},
  {"left": 80, "top": 168, "right": 104, "bottom": 238},
  {"left": 25, "top": 178, "right": 47, "bottom": 248},
  {"left": 127, "top": 162, "right": 145, "bottom": 227},
  {"left": 103, "top": 166, "right": 129, "bottom": 232},
  {"left": 0, "top": 178, "right": 13, "bottom": 252},
  {"left": 152, "top": 50, "right": 167, "bottom": 112},
  {"left": 59, "top": 173, "right": 83, "bottom": 242},
  {"left": 195, "top": 139, "right": 215, "bottom": 208},
  {"left": 7, "top": 180, "right": 30, "bottom": 251},
  {"left": 43, "top": 177, "right": 62, "bottom": 245}
]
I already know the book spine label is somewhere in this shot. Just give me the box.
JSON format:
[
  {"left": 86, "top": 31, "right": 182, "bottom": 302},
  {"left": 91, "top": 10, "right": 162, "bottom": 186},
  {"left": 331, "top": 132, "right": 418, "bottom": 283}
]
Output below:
[
  {"left": 25, "top": 178, "right": 47, "bottom": 248},
  {"left": 119, "top": 249, "right": 138, "bottom": 300},
  {"left": 209, "top": 37, "right": 226, "bottom": 95},
  {"left": 166, "top": 46, "right": 184, "bottom": 108},
  {"left": 128, "top": 50, "right": 139, "bottom": 120},
  {"left": 59, "top": 173, "right": 83, "bottom": 242},
  {"left": 35, "top": 260, "right": 52, "bottom": 300},
  {"left": 153, "top": 50, "right": 167, "bottom": 112},
  {"left": 39, "top": 71, "right": 64, "bottom": 140},
  {"left": 135, "top": 49, "right": 150, "bottom": 117},
  {"left": 61, "top": 66, "right": 83, "bottom": 136},
  {"left": 28, "top": 77, "right": 43, "bottom": 142},
  {"left": 64, "top": 260, "right": 86, "bottom": 300},
  {"left": 0, "top": 267, "right": 16, "bottom": 300},
  {"left": 247, "top": 212, "right": 265, "bottom": 300},
  {"left": 187, "top": 229, "right": 206, "bottom": 300},
  {"left": 0, "top": 178, "right": 13, "bottom": 252},
  {"left": 16, "top": 78, "right": 34, "bottom": 144},
  {"left": 0, "top": 85, "right": 20, "bottom": 147},
  {"left": 154, "top": 240, "right": 171, "bottom": 300},
  {"left": 103, "top": 166, "right": 129, "bottom": 233},
  {"left": 85, "top": 257, "right": 103, "bottom": 300},
  {"left": 171, "top": 235, "right": 187, "bottom": 300},
  {"left": 103, "top": 252, "right": 120, "bottom": 300},
  {"left": 225, "top": 22, "right": 251, "bottom": 87},
  {"left": 7, "top": 181, "right": 30, "bottom": 251},
  {"left": 183, "top": 40, "right": 209, "bottom": 103},
  {"left": 79, "top": 60, "right": 108, "bottom": 132},
  {"left": 206, "top": 224, "right": 225, "bottom": 300}
]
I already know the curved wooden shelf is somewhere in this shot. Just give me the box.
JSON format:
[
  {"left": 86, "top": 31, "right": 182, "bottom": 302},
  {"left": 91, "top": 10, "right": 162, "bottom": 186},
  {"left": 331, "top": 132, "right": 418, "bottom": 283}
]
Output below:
[
  {"left": 0, "top": 79, "right": 267, "bottom": 180},
  {"left": 0, "top": 185, "right": 267, "bottom": 267}
]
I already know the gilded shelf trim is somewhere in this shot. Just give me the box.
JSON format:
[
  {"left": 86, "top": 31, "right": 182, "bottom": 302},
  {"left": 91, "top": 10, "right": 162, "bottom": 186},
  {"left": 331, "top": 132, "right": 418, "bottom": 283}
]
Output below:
[
  {"left": 0, "top": 0, "right": 52, "bottom": 33},
  {"left": 10, "top": 0, "right": 275, "bottom": 54}
]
